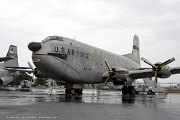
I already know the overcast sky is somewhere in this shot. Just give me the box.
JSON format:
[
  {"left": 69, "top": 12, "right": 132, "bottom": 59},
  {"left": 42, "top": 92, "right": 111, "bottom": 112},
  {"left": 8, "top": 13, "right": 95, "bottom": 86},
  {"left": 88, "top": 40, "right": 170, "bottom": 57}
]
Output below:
[{"left": 0, "top": 0, "right": 180, "bottom": 83}]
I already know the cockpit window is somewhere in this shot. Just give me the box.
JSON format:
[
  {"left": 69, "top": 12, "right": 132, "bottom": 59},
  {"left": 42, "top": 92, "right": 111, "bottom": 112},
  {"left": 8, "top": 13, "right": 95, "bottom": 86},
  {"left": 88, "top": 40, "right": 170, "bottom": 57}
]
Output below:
[{"left": 42, "top": 36, "right": 63, "bottom": 43}]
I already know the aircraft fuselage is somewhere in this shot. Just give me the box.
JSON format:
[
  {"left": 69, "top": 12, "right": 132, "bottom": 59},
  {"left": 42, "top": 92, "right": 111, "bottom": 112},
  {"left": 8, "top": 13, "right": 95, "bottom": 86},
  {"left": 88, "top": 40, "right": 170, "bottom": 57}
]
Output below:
[{"left": 31, "top": 36, "right": 139, "bottom": 84}]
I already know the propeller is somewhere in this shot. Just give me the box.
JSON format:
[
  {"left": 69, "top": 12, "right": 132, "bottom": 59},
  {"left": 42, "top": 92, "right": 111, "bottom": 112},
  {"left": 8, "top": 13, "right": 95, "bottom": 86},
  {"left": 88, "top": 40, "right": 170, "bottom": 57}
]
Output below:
[
  {"left": 104, "top": 58, "right": 112, "bottom": 85},
  {"left": 27, "top": 62, "right": 38, "bottom": 84},
  {"left": 27, "top": 62, "right": 38, "bottom": 74},
  {"left": 141, "top": 57, "right": 175, "bottom": 86},
  {"left": 103, "top": 58, "right": 129, "bottom": 85}
]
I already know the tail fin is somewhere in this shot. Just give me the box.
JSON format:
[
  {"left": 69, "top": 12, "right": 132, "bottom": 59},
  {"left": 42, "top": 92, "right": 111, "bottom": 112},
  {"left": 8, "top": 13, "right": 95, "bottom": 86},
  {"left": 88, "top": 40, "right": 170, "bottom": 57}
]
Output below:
[
  {"left": 123, "top": 35, "right": 140, "bottom": 65},
  {"left": 4, "top": 45, "right": 19, "bottom": 67},
  {"left": 132, "top": 35, "right": 140, "bottom": 65}
]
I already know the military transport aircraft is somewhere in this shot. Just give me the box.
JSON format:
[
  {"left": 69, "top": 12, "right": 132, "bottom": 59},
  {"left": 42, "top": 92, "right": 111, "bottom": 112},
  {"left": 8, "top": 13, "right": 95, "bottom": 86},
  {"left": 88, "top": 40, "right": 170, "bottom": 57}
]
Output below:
[
  {"left": 0, "top": 45, "right": 31, "bottom": 87},
  {"left": 28, "top": 35, "right": 180, "bottom": 95}
]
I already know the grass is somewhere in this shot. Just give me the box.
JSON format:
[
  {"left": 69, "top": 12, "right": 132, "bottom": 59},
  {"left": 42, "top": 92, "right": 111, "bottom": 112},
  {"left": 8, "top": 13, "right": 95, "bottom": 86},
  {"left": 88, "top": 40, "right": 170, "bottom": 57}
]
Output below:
[{"left": 166, "top": 89, "right": 180, "bottom": 93}]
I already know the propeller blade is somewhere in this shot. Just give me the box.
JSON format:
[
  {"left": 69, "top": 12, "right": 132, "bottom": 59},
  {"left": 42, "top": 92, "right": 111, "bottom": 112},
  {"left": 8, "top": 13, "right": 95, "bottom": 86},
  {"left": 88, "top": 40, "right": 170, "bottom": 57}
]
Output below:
[
  {"left": 104, "top": 58, "right": 112, "bottom": 71},
  {"left": 141, "top": 57, "right": 156, "bottom": 68},
  {"left": 159, "top": 57, "right": 175, "bottom": 68},
  {"left": 104, "top": 76, "right": 110, "bottom": 86},
  {"left": 33, "top": 76, "right": 37, "bottom": 87},
  {"left": 154, "top": 71, "right": 158, "bottom": 87},
  {"left": 34, "top": 68, "right": 38, "bottom": 74},
  {"left": 30, "top": 73, "right": 35, "bottom": 87},
  {"left": 27, "top": 62, "right": 35, "bottom": 70},
  {"left": 27, "top": 62, "right": 38, "bottom": 74}
]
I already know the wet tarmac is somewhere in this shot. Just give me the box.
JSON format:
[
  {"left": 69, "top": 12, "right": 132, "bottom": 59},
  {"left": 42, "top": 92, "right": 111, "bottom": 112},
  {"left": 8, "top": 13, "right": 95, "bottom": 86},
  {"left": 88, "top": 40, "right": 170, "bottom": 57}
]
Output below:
[{"left": 0, "top": 88, "right": 180, "bottom": 120}]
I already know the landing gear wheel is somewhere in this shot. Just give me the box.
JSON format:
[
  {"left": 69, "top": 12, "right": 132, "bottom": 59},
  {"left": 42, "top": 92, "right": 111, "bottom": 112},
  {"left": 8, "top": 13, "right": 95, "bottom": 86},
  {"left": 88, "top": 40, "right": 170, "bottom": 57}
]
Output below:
[
  {"left": 65, "top": 88, "right": 83, "bottom": 96},
  {"left": 77, "top": 89, "right": 83, "bottom": 95},
  {"left": 122, "top": 85, "right": 128, "bottom": 95},
  {"left": 70, "top": 89, "right": 81, "bottom": 96},
  {"left": 70, "top": 88, "right": 76, "bottom": 95},
  {"left": 65, "top": 88, "right": 71, "bottom": 94},
  {"left": 128, "top": 86, "right": 136, "bottom": 95}
]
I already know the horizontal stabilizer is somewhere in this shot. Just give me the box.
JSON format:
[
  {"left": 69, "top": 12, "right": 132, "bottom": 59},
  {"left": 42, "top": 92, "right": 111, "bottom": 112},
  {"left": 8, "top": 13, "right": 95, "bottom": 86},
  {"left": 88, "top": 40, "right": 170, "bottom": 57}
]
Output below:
[
  {"left": 0, "top": 57, "right": 14, "bottom": 62},
  {"left": 0, "top": 76, "right": 13, "bottom": 86}
]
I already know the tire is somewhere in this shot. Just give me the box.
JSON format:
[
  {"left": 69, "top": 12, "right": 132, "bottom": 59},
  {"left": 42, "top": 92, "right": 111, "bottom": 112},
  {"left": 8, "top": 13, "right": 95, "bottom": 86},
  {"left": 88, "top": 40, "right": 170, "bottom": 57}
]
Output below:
[
  {"left": 128, "top": 86, "right": 136, "bottom": 95},
  {"left": 70, "top": 88, "right": 76, "bottom": 95},
  {"left": 122, "top": 86, "right": 128, "bottom": 95},
  {"left": 77, "top": 89, "right": 83, "bottom": 95},
  {"left": 65, "top": 88, "right": 71, "bottom": 94}
]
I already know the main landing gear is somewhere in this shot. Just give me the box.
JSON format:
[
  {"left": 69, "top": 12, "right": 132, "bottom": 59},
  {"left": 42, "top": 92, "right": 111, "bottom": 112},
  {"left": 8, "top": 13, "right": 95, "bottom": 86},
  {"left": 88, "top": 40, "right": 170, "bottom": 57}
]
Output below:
[
  {"left": 65, "top": 84, "right": 84, "bottom": 96},
  {"left": 122, "top": 85, "right": 136, "bottom": 96}
]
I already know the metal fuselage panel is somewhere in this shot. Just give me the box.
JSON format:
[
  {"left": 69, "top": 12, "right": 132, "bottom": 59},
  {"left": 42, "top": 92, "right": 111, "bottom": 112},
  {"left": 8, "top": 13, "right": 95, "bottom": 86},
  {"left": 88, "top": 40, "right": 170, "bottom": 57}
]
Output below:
[
  {"left": 0, "top": 69, "right": 15, "bottom": 85},
  {"left": 32, "top": 37, "right": 139, "bottom": 84},
  {"left": 0, "top": 70, "right": 10, "bottom": 77}
]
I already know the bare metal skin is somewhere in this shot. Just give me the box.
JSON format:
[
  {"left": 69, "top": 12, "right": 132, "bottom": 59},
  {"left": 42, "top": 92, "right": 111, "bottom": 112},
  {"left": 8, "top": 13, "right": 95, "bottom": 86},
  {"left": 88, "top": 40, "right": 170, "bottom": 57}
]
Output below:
[{"left": 28, "top": 35, "right": 180, "bottom": 95}]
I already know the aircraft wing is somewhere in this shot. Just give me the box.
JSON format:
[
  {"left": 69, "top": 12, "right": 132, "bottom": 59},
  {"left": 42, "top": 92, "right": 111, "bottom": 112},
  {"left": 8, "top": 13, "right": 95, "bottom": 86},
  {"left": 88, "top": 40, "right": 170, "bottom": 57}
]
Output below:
[
  {"left": 0, "top": 57, "right": 14, "bottom": 62},
  {"left": 170, "top": 67, "right": 180, "bottom": 74},
  {"left": 3, "top": 67, "right": 33, "bottom": 73},
  {"left": 129, "top": 67, "right": 180, "bottom": 79},
  {"left": 129, "top": 69, "right": 154, "bottom": 79}
]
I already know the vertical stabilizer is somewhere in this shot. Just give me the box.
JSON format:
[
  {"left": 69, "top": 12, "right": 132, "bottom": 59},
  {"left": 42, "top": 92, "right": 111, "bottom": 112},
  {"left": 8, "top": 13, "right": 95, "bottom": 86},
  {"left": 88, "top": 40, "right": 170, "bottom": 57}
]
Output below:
[
  {"left": 123, "top": 35, "right": 140, "bottom": 65},
  {"left": 5, "top": 45, "right": 19, "bottom": 67},
  {"left": 132, "top": 35, "right": 140, "bottom": 65}
]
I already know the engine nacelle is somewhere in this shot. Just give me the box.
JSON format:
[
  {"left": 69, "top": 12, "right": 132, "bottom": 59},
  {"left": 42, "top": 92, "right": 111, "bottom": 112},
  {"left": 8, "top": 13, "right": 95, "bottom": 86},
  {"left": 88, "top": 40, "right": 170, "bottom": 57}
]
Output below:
[
  {"left": 112, "top": 77, "right": 134, "bottom": 85},
  {"left": 155, "top": 63, "right": 171, "bottom": 78},
  {"left": 111, "top": 74, "right": 126, "bottom": 85},
  {"left": 113, "top": 80, "right": 125, "bottom": 85}
]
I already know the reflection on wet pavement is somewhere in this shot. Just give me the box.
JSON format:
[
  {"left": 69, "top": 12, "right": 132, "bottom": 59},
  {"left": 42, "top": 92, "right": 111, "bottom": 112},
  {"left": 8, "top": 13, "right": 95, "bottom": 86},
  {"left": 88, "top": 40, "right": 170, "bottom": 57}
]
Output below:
[
  {"left": 0, "top": 88, "right": 175, "bottom": 105},
  {"left": 1, "top": 88, "right": 180, "bottom": 120}
]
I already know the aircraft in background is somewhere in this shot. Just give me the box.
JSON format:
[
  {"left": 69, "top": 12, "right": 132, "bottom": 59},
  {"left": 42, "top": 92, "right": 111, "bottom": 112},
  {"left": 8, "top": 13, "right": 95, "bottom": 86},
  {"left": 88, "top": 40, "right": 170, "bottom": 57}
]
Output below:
[
  {"left": 0, "top": 45, "right": 32, "bottom": 87},
  {"left": 28, "top": 35, "right": 180, "bottom": 95}
]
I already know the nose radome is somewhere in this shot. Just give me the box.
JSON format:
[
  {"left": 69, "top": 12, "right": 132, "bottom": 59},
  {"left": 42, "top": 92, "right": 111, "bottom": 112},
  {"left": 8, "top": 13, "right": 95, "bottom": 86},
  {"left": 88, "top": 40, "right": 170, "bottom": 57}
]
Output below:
[{"left": 28, "top": 42, "right": 41, "bottom": 52}]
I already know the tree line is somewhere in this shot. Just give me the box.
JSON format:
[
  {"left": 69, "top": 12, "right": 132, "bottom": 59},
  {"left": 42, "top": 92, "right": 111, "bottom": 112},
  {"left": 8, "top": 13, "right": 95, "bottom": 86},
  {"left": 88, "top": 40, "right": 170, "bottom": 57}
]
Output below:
[{"left": 8, "top": 72, "right": 47, "bottom": 86}]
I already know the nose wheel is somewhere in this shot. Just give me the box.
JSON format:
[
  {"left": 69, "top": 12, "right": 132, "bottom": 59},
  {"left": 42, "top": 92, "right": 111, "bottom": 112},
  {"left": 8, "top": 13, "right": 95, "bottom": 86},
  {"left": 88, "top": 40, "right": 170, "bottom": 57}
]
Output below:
[{"left": 65, "top": 88, "right": 83, "bottom": 96}]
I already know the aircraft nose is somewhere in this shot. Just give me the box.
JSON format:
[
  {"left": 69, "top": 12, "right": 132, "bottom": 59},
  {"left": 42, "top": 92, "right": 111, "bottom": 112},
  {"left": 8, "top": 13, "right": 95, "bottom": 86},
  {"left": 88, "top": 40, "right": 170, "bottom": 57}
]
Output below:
[{"left": 28, "top": 42, "right": 41, "bottom": 52}]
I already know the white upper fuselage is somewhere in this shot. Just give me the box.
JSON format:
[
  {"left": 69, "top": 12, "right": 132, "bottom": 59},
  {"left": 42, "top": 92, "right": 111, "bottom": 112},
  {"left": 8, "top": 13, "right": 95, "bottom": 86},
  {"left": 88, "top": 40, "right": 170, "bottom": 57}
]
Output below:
[{"left": 31, "top": 36, "right": 140, "bottom": 84}]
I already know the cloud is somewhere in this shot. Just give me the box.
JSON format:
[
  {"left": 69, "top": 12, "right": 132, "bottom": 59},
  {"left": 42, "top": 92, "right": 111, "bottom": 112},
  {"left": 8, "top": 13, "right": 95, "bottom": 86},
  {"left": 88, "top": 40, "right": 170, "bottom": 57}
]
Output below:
[{"left": 0, "top": 0, "right": 180, "bottom": 82}]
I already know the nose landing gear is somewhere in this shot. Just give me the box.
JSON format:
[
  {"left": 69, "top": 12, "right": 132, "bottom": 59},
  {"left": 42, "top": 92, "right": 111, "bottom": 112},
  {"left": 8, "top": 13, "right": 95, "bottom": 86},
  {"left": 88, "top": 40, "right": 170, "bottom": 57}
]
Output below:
[
  {"left": 65, "top": 88, "right": 83, "bottom": 95},
  {"left": 65, "top": 84, "right": 84, "bottom": 96}
]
